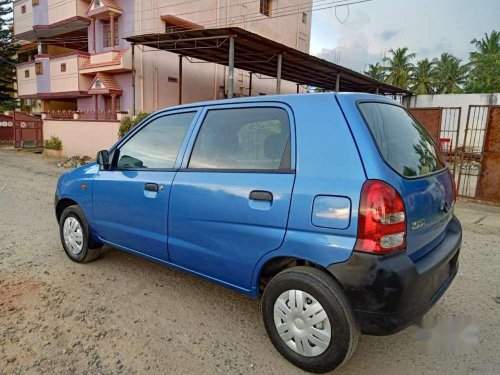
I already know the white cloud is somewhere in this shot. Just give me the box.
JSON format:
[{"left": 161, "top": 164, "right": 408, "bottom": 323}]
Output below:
[{"left": 310, "top": 0, "right": 500, "bottom": 71}]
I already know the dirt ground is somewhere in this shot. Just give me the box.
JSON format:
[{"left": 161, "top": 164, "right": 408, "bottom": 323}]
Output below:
[{"left": 0, "top": 148, "right": 499, "bottom": 375}]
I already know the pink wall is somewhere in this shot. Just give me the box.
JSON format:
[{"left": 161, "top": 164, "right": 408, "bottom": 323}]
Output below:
[{"left": 44, "top": 120, "right": 119, "bottom": 157}]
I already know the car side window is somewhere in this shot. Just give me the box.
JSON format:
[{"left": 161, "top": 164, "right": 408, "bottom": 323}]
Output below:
[
  {"left": 116, "top": 112, "right": 195, "bottom": 169},
  {"left": 188, "top": 107, "right": 291, "bottom": 170}
]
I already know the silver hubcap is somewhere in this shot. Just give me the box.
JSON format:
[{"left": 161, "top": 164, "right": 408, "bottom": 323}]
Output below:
[
  {"left": 63, "top": 216, "right": 84, "bottom": 255},
  {"left": 273, "top": 289, "right": 331, "bottom": 357}
]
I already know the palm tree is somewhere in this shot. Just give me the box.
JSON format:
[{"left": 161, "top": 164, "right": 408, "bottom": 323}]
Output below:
[
  {"left": 467, "top": 30, "right": 500, "bottom": 93},
  {"left": 471, "top": 30, "right": 500, "bottom": 57},
  {"left": 382, "top": 47, "right": 416, "bottom": 89},
  {"left": 433, "top": 53, "right": 469, "bottom": 94},
  {"left": 410, "top": 58, "right": 436, "bottom": 94},
  {"left": 364, "top": 62, "right": 386, "bottom": 81}
]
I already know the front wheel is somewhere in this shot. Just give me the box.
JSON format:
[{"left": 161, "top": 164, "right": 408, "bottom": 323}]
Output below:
[
  {"left": 59, "top": 205, "right": 103, "bottom": 263},
  {"left": 262, "top": 266, "right": 359, "bottom": 373}
]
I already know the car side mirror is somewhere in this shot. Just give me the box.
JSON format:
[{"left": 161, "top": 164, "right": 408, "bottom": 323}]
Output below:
[{"left": 96, "top": 150, "right": 110, "bottom": 170}]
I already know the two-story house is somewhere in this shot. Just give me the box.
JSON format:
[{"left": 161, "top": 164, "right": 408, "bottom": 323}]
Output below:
[{"left": 14, "top": 0, "right": 312, "bottom": 118}]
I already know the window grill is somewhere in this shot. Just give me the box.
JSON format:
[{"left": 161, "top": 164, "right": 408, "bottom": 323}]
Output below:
[
  {"left": 103, "top": 21, "right": 119, "bottom": 48},
  {"left": 260, "top": 0, "right": 272, "bottom": 17},
  {"left": 35, "top": 62, "right": 43, "bottom": 75}
]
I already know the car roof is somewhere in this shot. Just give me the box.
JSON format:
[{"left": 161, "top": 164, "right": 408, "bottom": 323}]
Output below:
[{"left": 157, "top": 92, "right": 396, "bottom": 113}]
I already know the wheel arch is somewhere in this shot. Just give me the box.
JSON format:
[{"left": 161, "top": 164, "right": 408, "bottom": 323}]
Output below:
[
  {"left": 56, "top": 197, "right": 80, "bottom": 223},
  {"left": 255, "top": 255, "right": 340, "bottom": 296}
]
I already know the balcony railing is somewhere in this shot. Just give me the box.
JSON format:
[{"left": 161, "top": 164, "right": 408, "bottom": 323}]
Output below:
[
  {"left": 14, "top": 0, "right": 90, "bottom": 39},
  {"left": 78, "top": 110, "right": 117, "bottom": 121},
  {"left": 42, "top": 110, "right": 121, "bottom": 121},
  {"left": 45, "top": 110, "right": 77, "bottom": 120},
  {"left": 16, "top": 52, "right": 91, "bottom": 97}
]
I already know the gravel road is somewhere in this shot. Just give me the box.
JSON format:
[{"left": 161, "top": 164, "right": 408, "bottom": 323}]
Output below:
[{"left": 1, "top": 148, "right": 499, "bottom": 375}]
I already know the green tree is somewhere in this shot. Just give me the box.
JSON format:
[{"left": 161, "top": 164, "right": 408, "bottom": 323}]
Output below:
[
  {"left": 118, "top": 113, "right": 150, "bottom": 137},
  {"left": 471, "top": 30, "right": 500, "bottom": 56},
  {"left": 433, "top": 53, "right": 468, "bottom": 94},
  {"left": 0, "top": 0, "right": 18, "bottom": 110},
  {"left": 466, "top": 30, "right": 500, "bottom": 93},
  {"left": 410, "top": 58, "right": 436, "bottom": 94},
  {"left": 382, "top": 47, "right": 416, "bottom": 89},
  {"left": 364, "top": 62, "right": 386, "bottom": 81}
]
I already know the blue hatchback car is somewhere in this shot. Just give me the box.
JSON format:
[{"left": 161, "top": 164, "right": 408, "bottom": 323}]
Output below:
[{"left": 55, "top": 93, "right": 461, "bottom": 373}]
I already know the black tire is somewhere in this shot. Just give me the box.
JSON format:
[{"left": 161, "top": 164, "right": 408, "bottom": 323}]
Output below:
[
  {"left": 262, "top": 266, "right": 359, "bottom": 373},
  {"left": 59, "top": 205, "right": 103, "bottom": 263}
]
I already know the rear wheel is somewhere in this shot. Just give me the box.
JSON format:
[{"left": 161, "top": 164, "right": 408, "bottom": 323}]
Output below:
[
  {"left": 262, "top": 266, "right": 359, "bottom": 373},
  {"left": 59, "top": 205, "right": 103, "bottom": 263}
]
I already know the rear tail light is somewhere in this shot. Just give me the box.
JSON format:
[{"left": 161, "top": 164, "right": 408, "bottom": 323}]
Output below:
[{"left": 354, "top": 180, "right": 406, "bottom": 255}]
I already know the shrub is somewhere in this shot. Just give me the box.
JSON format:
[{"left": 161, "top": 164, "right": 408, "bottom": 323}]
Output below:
[
  {"left": 118, "top": 112, "right": 150, "bottom": 138},
  {"left": 43, "top": 135, "right": 62, "bottom": 150}
]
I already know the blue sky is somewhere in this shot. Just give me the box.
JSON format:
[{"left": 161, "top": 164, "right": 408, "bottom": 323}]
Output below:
[{"left": 311, "top": 0, "right": 500, "bottom": 72}]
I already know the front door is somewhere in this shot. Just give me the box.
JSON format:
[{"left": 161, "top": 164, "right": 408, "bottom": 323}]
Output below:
[
  {"left": 92, "top": 110, "right": 198, "bottom": 260},
  {"left": 168, "top": 104, "right": 295, "bottom": 290}
]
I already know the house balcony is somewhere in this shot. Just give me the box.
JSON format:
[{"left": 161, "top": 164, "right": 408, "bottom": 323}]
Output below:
[
  {"left": 16, "top": 52, "right": 93, "bottom": 99},
  {"left": 79, "top": 49, "right": 131, "bottom": 74},
  {"left": 14, "top": 0, "right": 91, "bottom": 41}
]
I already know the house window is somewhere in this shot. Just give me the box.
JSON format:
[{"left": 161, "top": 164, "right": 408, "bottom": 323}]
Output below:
[
  {"left": 302, "top": 12, "right": 307, "bottom": 24},
  {"left": 21, "top": 5, "right": 26, "bottom": 13},
  {"left": 35, "top": 62, "right": 43, "bottom": 75},
  {"left": 103, "top": 20, "right": 119, "bottom": 48},
  {"left": 24, "top": 70, "right": 30, "bottom": 78},
  {"left": 60, "top": 63, "right": 66, "bottom": 72},
  {"left": 168, "top": 76, "right": 178, "bottom": 83},
  {"left": 105, "top": 96, "right": 121, "bottom": 111},
  {"left": 32, "top": 0, "right": 39, "bottom": 6},
  {"left": 260, "top": 0, "right": 272, "bottom": 17},
  {"left": 95, "top": 79, "right": 102, "bottom": 88},
  {"left": 94, "top": 0, "right": 101, "bottom": 7}
]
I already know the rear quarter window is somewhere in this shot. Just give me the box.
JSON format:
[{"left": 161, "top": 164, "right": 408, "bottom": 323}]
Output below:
[{"left": 358, "top": 102, "right": 445, "bottom": 178}]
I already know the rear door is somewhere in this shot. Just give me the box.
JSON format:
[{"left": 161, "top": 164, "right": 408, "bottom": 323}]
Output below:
[
  {"left": 339, "top": 97, "right": 455, "bottom": 260},
  {"left": 168, "top": 103, "right": 295, "bottom": 290}
]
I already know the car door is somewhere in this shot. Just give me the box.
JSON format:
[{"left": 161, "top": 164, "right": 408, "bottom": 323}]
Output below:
[
  {"left": 92, "top": 109, "right": 199, "bottom": 260},
  {"left": 168, "top": 103, "right": 296, "bottom": 290}
]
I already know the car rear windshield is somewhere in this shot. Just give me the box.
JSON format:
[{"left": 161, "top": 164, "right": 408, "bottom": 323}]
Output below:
[{"left": 359, "top": 102, "right": 445, "bottom": 178}]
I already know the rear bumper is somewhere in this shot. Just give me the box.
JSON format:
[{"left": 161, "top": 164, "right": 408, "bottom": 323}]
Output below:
[{"left": 327, "top": 215, "right": 461, "bottom": 335}]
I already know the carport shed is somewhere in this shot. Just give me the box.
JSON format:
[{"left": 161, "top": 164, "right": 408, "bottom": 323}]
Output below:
[{"left": 125, "top": 27, "right": 410, "bottom": 113}]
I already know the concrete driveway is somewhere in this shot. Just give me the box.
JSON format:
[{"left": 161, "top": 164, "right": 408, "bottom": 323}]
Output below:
[{"left": 0, "top": 149, "right": 499, "bottom": 374}]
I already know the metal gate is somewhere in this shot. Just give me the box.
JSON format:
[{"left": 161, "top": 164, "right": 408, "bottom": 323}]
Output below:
[
  {"left": 409, "top": 104, "right": 499, "bottom": 205},
  {"left": 13, "top": 112, "right": 43, "bottom": 148},
  {"left": 0, "top": 114, "right": 14, "bottom": 145},
  {"left": 457, "top": 106, "right": 488, "bottom": 198},
  {"left": 439, "top": 107, "right": 462, "bottom": 178},
  {"left": 456, "top": 105, "right": 500, "bottom": 204},
  {"left": 473, "top": 106, "right": 500, "bottom": 203}
]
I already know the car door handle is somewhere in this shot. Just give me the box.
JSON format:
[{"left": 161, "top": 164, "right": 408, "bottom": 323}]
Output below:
[
  {"left": 249, "top": 190, "right": 273, "bottom": 201},
  {"left": 144, "top": 183, "right": 159, "bottom": 192}
]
